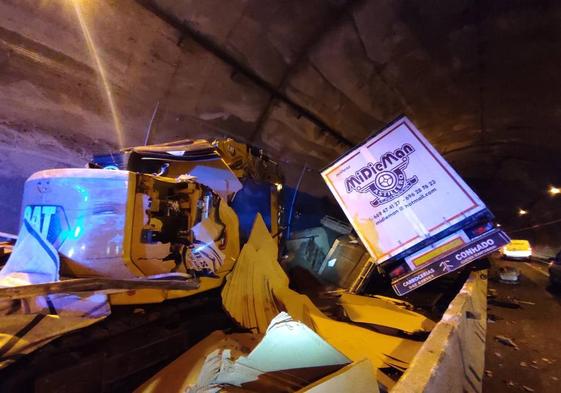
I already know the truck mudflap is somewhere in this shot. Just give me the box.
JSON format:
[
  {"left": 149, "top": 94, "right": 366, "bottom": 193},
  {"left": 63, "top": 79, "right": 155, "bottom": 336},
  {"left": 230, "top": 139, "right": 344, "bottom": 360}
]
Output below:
[{"left": 392, "top": 229, "right": 509, "bottom": 296}]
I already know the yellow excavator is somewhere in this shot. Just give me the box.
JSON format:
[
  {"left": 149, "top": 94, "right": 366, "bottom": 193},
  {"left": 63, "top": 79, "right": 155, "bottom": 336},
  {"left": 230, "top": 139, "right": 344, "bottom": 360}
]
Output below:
[
  {"left": 18, "top": 138, "right": 283, "bottom": 305},
  {"left": 0, "top": 138, "right": 285, "bottom": 391}
]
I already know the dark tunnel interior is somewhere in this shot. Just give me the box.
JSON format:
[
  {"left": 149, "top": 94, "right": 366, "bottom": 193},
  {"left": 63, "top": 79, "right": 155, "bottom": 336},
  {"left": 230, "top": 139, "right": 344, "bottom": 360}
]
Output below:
[{"left": 0, "top": 0, "right": 560, "bottom": 255}]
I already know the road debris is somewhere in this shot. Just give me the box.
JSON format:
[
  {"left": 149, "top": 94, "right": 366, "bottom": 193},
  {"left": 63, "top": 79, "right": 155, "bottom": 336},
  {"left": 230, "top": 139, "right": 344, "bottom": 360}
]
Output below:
[
  {"left": 499, "top": 266, "right": 520, "bottom": 284},
  {"left": 520, "top": 361, "right": 527, "bottom": 367},
  {"left": 221, "top": 214, "right": 422, "bottom": 389},
  {"left": 541, "top": 357, "right": 554, "bottom": 364},
  {"left": 338, "top": 293, "right": 435, "bottom": 334},
  {"left": 485, "top": 370, "right": 493, "bottom": 378},
  {"left": 487, "top": 313, "right": 502, "bottom": 323},
  {"left": 489, "top": 297, "right": 521, "bottom": 309},
  {"left": 190, "top": 312, "right": 352, "bottom": 392},
  {"left": 498, "top": 266, "right": 520, "bottom": 284},
  {"left": 494, "top": 335, "right": 519, "bottom": 350},
  {"left": 136, "top": 312, "right": 379, "bottom": 393},
  {"left": 494, "top": 351, "right": 503, "bottom": 358},
  {"left": 522, "top": 385, "right": 535, "bottom": 392},
  {"left": 516, "top": 299, "right": 535, "bottom": 306},
  {"left": 0, "top": 221, "right": 110, "bottom": 369}
]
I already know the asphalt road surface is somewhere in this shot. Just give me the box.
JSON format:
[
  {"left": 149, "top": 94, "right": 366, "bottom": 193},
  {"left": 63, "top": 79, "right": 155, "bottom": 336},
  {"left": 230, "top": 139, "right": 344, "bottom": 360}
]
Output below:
[{"left": 483, "top": 256, "right": 561, "bottom": 392}]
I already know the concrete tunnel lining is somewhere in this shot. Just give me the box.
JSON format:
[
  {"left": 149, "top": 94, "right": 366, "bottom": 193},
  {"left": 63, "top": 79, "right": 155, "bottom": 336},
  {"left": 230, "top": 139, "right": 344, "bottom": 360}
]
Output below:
[{"left": 0, "top": 1, "right": 560, "bottom": 390}]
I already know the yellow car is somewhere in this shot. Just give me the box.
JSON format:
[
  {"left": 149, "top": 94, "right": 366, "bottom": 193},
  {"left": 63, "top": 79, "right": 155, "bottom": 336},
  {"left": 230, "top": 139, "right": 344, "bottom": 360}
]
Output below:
[{"left": 501, "top": 239, "right": 532, "bottom": 260}]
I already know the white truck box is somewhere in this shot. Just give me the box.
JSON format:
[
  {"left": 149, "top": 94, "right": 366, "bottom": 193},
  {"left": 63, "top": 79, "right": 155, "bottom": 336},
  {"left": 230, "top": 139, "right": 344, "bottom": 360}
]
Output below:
[{"left": 321, "top": 116, "right": 509, "bottom": 295}]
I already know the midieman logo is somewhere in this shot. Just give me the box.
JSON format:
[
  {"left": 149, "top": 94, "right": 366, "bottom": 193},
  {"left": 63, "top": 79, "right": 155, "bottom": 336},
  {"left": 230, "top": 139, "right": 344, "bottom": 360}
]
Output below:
[{"left": 344, "top": 143, "right": 418, "bottom": 207}]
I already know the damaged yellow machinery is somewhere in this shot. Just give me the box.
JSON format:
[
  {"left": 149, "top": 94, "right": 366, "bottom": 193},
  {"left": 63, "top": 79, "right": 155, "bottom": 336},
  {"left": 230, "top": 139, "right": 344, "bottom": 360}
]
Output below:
[
  {"left": 14, "top": 138, "right": 283, "bottom": 305},
  {"left": 0, "top": 137, "right": 436, "bottom": 392}
]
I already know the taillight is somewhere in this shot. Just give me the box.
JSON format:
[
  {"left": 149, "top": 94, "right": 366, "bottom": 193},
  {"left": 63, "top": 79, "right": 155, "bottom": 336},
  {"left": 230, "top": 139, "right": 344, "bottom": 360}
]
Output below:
[
  {"left": 473, "top": 225, "right": 491, "bottom": 236},
  {"left": 390, "top": 264, "right": 407, "bottom": 278},
  {"left": 466, "top": 222, "right": 493, "bottom": 238}
]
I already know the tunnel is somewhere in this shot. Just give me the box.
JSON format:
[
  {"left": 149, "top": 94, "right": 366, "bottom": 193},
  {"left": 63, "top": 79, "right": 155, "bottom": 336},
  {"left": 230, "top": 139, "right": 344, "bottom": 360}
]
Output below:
[
  {"left": 0, "top": 1, "right": 560, "bottom": 392},
  {"left": 1, "top": 0, "right": 559, "bottom": 252}
]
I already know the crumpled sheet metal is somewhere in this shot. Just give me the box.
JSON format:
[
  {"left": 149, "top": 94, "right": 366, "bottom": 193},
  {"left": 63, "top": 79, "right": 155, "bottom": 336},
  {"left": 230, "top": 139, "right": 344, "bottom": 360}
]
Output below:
[
  {"left": 110, "top": 199, "right": 240, "bottom": 305},
  {"left": 137, "top": 331, "right": 260, "bottom": 393},
  {"left": 296, "top": 358, "right": 379, "bottom": 393},
  {"left": 221, "top": 214, "right": 422, "bottom": 388},
  {"left": 189, "top": 312, "right": 350, "bottom": 393},
  {"left": 0, "top": 220, "right": 109, "bottom": 368},
  {"left": 138, "top": 312, "right": 358, "bottom": 393},
  {"left": 338, "top": 293, "right": 435, "bottom": 334}
]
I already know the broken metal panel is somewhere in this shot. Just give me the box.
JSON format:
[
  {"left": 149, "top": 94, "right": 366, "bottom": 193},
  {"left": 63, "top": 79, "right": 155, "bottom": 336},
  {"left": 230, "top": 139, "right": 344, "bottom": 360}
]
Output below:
[
  {"left": 302, "top": 307, "right": 422, "bottom": 374},
  {"left": 235, "top": 312, "right": 349, "bottom": 373},
  {"left": 0, "top": 220, "right": 59, "bottom": 285},
  {"left": 211, "top": 313, "right": 350, "bottom": 391},
  {"left": 0, "top": 275, "right": 199, "bottom": 300},
  {"left": 338, "top": 293, "right": 435, "bottom": 334},
  {"left": 140, "top": 312, "right": 350, "bottom": 393},
  {"left": 128, "top": 140, "right": 243, "bottom": 199},
  {"left": 108, "top": 272, "right": 227, "bottom": 305},
  {"left": 221, "top": 214, "right": 423, "bottom": 388},
  {"left": 136, "top": 331, "right": 260, "bottom": 393},
  {"left": 296, "top": 358, "right": 379, "bottom": 393},
  {"left": 317, "top": 237, "right": 370, "bottom": 289},
  {"left": 286, "top": 227, "right": 332, "bottom": 274},
  {"left": 247, "top": 213, "right": 279, "bottom": 262},
  {"left": 0, "top": 219, "right": 109, "bottom": 369},
  {"left": 218, "top": 199, "right": 241, "bottom": 271}
]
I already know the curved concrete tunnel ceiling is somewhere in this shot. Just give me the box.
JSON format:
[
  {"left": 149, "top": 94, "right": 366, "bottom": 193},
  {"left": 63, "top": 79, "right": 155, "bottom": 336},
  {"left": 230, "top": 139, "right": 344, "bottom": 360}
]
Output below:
[{"left": 0, "top": 0, "right": 560, "bottom": 248}]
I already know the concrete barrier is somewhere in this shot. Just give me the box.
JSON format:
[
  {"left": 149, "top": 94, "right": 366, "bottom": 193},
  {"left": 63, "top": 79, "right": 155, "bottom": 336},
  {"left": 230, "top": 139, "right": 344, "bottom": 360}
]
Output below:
[{"left": 392, "top": 271, "right": 488, "bottom": 393}]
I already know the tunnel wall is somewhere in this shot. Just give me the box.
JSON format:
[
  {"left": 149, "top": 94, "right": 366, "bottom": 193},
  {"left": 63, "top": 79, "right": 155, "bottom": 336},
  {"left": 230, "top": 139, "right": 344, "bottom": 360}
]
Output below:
[
  {"left": 1, "top": 0, "right": 561, "bottom": 247},
  {"left": 0, "top": 0, "right": 346, "bottom": 232},
  {"left": 0, "top": 123, "right": 110, "bottom": 233}
]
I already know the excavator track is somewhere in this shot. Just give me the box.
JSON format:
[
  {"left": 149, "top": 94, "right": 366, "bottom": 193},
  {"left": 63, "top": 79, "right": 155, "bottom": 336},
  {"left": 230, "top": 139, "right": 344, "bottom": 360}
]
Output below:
[{"left": 0, "top": 289, "right": 235, "bottom": 392}]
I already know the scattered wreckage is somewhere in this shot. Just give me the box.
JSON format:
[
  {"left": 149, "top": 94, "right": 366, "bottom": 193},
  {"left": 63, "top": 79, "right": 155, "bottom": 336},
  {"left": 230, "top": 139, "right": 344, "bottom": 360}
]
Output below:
[{"left": 0, "top": 117, "right": 501, "bottom": 391}]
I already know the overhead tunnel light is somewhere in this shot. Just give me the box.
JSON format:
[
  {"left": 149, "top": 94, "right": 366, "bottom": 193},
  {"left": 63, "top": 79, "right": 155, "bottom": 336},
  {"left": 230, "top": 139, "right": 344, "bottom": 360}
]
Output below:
[
  {"left": 518, "top": 208, "right": 528, "bottom": 216},
  {"left": 548, "top": 186, "right": 561, "bottom": 196}
]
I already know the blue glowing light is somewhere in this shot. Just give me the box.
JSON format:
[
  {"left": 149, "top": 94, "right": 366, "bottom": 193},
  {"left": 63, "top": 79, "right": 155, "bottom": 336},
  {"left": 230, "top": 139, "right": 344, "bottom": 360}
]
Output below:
[{"left": 74, "top": 185, "right": 90, "bottom": 203}]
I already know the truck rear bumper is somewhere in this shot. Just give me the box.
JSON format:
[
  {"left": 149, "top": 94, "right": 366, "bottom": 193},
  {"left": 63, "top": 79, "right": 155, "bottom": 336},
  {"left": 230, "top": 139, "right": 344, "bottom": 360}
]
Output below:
[{"left": 392, "top": 229, "right": 509, "bottom": 296}]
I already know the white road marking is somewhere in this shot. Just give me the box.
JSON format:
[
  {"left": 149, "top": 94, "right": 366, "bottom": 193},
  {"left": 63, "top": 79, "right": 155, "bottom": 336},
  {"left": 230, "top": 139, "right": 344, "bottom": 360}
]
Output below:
[{"left": 524, "top": 262, "right": 549, "bottom": 277}]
